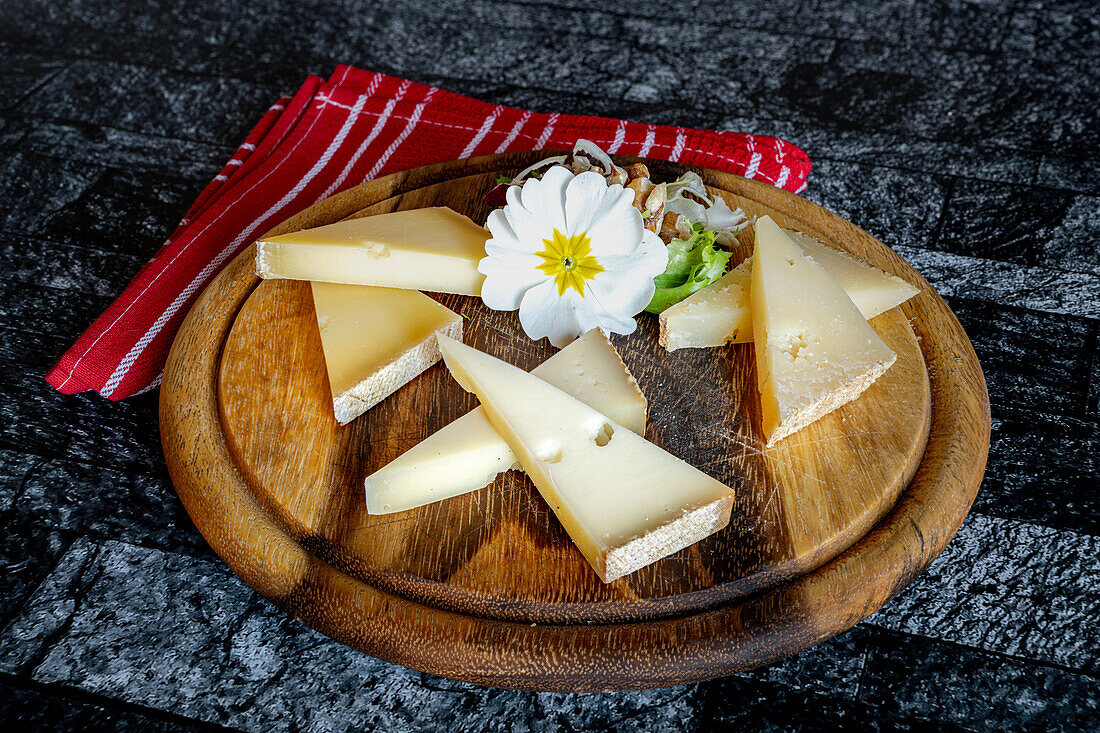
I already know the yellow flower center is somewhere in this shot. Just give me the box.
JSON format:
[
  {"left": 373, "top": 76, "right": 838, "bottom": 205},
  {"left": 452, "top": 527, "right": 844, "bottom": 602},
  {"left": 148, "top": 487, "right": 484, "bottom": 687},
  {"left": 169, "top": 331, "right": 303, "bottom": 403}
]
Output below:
[{"left": 535, "top": 228, "right": 604, "bottom": 297}]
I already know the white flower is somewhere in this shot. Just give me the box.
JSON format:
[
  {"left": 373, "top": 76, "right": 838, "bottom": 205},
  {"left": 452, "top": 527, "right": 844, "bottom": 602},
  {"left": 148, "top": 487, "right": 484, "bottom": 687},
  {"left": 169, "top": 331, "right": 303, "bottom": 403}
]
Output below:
[{"left": 479, "top": 166, "right": 669, "bottom": 348}]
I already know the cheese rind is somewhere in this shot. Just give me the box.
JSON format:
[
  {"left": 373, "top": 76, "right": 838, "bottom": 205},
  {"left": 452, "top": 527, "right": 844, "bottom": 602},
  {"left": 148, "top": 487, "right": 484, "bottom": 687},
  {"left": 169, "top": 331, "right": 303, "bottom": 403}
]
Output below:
[
  {"left": 311, "top": 282, "right": 462, "bottom": 424},
  {"left": 659, "top": 229, "right": 918, "bottom": 351},
  {"left": 258, "top": 208, "right": 489, "bottom": 295},
  {"left": 364, "top": 330, "right": 648, "bottom": 514},
  {"left": 437, "top": 335, "right": 735, "bottom": 583},
  {"left": 752, "top": 216, "right": 896, "bottom": 445}
]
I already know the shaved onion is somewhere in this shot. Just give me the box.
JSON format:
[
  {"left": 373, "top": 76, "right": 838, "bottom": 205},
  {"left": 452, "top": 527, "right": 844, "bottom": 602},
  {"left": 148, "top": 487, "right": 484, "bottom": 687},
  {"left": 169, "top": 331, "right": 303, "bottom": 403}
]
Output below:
[
  {"left": 572, "top": 139, "right": 615, "bottom": 175},
  {"left": 666, "top": 195, "right": 708, "bottom": 225},
  {"left": 706, "top": 196, "right": 746, "bottom": 228},
  {"left": 706, "top": 196, "right": 749, "bottom": 245},
  {"left": 665, "top": 171, "right": 748, "bottom": 243},
  {"left": 570, "top": 154, "right": 592, "bottom": 173},
  {"left": 665, "top": 172, "right": 712, "bottom": 206},
  {"left": 512, "top": 155, "right": 567, "bottom": 185},
  {"left": 665, "top": 172, "right": 712, "bottom": 223}
]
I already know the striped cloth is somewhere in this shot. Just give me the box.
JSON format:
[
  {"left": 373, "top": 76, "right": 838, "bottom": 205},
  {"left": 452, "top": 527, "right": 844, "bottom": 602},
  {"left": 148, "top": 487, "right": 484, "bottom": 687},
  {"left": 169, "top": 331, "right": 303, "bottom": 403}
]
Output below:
[{"left": 46, "top": 65, "right": 812, "bottom": 400}]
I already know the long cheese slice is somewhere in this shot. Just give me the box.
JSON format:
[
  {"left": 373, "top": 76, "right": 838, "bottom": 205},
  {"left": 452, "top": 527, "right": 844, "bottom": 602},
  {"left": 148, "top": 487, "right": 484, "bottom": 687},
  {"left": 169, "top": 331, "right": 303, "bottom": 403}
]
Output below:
[
  {"left": 365, "top": 330, "right": 647, "bottom": 514},
  {"left": 437, "top": 335, "right": 735, "bottom": 583},
  {"left": 258, "top": 208, "right": 489, "bottom": 295},
  {"left": 312, "top": 282, "right": 462, "bottom": 424},
  {"left": 659, "top": 229, "right": 918, "bottom": 351},
  {"left": 752, "top": 216, "right": 896, "bottom": 445}
]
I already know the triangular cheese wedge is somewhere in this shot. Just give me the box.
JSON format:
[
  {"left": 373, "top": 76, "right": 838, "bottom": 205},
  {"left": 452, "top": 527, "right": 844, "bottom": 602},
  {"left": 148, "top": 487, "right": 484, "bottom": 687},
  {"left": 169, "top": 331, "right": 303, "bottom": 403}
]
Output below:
[
  {"left": 787, "top": 231, "right": 919, "bottom": 317},
  {"left": 365, "top": 329, "right": 647, "bottom": 514},
  {"left": 752, "top": 216, "right": 896, "bottom": 445},
  {"left": 258, "top": 208, "right": 489, "bottom": 295},
  {"left": 659, "top": 228, "right": 918, "bottom": 351},
  {"left": 311, "top": 283, "right": 461, "bottom": 424},
  {"left": 659, "top": 259, "right": 753, "bottom": 351},
  {"left": 437, "top": 335, "right": 735, "bottom": 583}
]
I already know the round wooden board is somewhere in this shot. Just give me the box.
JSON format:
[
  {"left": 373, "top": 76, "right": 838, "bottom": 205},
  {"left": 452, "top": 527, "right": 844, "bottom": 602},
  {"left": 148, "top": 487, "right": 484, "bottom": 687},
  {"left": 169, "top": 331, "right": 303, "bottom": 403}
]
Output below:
[{"left": 161, "top": 152, "right": 989, "bottom": 691}]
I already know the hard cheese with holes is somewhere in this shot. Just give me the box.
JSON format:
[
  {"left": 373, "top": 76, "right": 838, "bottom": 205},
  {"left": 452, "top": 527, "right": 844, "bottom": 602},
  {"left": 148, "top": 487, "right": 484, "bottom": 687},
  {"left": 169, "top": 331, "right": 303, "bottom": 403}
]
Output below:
[
  {"left": 752, "top": 216, "right": 896, "bottom": 445},
  {"left": 257, "top": 208, "right": 490, "bottom": 295},
  {"left": 364, "top": 329, "right": 647, "bottom": 514},
  {"left": 660, "top": 229, "right": 918, "bottom": 351},
  {"left": 437, "top": 334, "right": 735, "bottom": 583}
]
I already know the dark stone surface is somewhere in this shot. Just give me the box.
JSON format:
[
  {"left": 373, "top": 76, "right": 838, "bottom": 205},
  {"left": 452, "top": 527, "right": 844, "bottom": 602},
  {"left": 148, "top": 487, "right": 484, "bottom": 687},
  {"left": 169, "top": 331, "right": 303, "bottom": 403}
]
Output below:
[
  {"left": 0, "top": 282, "right": 113, "bottom": 343},
  {"left": 0, "top": 327, "right": 69, "bottom": 372},
  {"left": 18, "top": 61, "right": 274, "bottom": 147},
  {"left": 866, "top": 513, "right": 1099, "bottom": 672},
  {"left": 39, "top": 168, "right": 203, "bottom": 259},
  {"left": 701, "top": 626, "right": 1098, "bottom": 730},
  {"left": 799, "top": 159, "right": 949, "bottom": 249},
  {"left": 827, "top": 42, "right": 1099, "bottom": 157},
  {"left": 0, "top": 453, "right": 208, "bottom": 623},
  {"left": 0, "top": 368, "right": 81, "bottom": 457},
  {"left": 896, "top": 245, "right": 1100, "bottom": 321},
  {"left": 946, "top": 296, "right": 1096, "bottom": 418},
  {"left": 0, "top": 46, "right": 67, "bottom": 113},
  {"left": 0, "top": 678, "right": 226, "bottom": 732},
  {"left": 0, "top": 363, "right": 164, "bottom": 474},
  {"left": 9, "top": 119, "right": 233, "bottom": 182},
  {"left": 0, "top": 541, "right": 711, "bottom": 732},
  {"left": 1089, "top": 338, "right": 1100, "bottom": 418},
  {"left": 0, "top": 0, "right": 1097, "bottom": 729},
  {"left": 980, "top": 408, "right": 1099, "bottom": 536},
  {"left": 0, "top": 151, "right": 101, "bottom": 234},
  {"left": 1, "top": 235, "right": 145, "bottom": 298},
  {"left": 1039, "top": 154, "right": 1100, "bottom": 196},
  {"left": 858, "top": 631, "right": 1100, "bottom": 730},
  {"left": 60, "top": 391, "right": 164, "bottom": 475},
  {"left": 932, "top": 180, "right": 1100, "bottom": 276}
]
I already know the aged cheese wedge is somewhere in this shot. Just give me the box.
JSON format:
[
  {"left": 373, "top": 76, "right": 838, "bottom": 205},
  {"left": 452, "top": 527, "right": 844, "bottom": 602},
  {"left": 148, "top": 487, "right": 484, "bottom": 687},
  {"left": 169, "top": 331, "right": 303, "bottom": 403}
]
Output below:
[
  {"left": 660, "top": 259, "right": 753, "bottom": 351},
  {"left": 437, "top": 335, "right": 735, "bottom": 583},
  {"left": 257, "top": 208, "right": 490, "bottom": 295},
  {"left": 752, "top": 216, "right": 897, "bottom": 445},
  {"left": 311, "top": 282, "right": 462, "bottom": 424},
  {"left": 660, "top": 229, "right": 919, "bottom": 351},
  {"left": 365, "top": 329, "right": 647, "bottom": 514}
]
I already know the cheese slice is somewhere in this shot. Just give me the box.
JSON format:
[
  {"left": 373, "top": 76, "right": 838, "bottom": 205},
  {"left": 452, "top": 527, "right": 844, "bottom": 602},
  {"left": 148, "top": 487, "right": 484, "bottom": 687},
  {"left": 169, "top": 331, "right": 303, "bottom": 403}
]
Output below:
[
  {"left": 258, "top": 208, "right": 490, "bottom": 295},
  {"left": 659, "top": 259, "right": 753, "bottom": 351},
  {"left": 660, "top": 229, "right": 919, "bottom": 351},
  {"left": 437, "top": 335, "right": 735, "bottom": 583},
  {"left": 311, "top": 282, "right": 462, "bottom": 424},
  {"left": 752, "top": 216, "right": 897, "bottom": 445},
  {"left": 365, "top": 330, "right": 647, "bottom": 514}
]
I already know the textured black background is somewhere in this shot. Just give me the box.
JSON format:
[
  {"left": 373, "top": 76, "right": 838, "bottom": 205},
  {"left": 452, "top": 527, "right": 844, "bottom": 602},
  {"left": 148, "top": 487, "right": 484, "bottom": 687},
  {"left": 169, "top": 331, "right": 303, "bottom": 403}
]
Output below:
[{"left": 0, "top": 1, "right": 1097, "bottom": 730}]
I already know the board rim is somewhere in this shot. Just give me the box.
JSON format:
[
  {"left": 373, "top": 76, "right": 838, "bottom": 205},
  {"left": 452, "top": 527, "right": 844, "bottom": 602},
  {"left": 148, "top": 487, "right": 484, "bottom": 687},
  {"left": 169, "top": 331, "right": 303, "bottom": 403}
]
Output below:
[{"left": 160, "top": 151, "right": 990, "bottom": 691}]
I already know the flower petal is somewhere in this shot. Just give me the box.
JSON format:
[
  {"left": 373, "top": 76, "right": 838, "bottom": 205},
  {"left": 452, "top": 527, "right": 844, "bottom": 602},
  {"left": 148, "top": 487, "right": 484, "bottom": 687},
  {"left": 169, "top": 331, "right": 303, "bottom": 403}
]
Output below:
[
  {"left": 518, "top": 280, "right": 592, "bottom": 348},
  {"left": 584, "top": 232, "right": 667, "bottom": 317},
  {"left": 479, "top": 249, "right": 546, "bottom": 311},
  {"left": 599, "top": 230, "right": 669, "bottom": 277},
  {"left": 587, "top": 265, "right": 654, "bottom": 318},
  {"left": 484, "top": 209, "right": 526, "bottom": 256},
  {"left": 581, "top": 287, "right": 639, "bottom": 336},
  {"left": 501, "top": 196, "right": 549, "bottom": 255},
  {"left": 583, "top": 189, "right": 644, "bottom": 257},
  {"left": 564, "top": 171, "right": 614, "bottom": 234},
  {"left": 516, "top": 166, "right": 570, "bottom": 236}
]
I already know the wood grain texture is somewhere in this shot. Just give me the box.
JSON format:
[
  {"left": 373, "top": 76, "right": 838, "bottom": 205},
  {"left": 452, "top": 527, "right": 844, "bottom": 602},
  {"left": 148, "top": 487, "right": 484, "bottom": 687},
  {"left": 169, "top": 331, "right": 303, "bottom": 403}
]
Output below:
[{"left": 160, "top": 152, "right": 989, "bottom": 691}]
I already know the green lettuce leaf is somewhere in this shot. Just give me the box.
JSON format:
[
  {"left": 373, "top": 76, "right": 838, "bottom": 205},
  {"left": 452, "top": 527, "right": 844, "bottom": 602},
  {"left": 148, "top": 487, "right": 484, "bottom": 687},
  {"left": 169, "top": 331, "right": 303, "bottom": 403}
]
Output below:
[{"left": 645, "top": 222, "right": 732, "bottom": 314}]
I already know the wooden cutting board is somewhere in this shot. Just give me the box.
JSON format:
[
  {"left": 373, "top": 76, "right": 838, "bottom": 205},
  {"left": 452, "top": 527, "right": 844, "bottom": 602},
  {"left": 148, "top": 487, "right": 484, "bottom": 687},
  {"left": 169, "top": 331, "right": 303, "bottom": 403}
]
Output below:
[{"left": 160, "top": 152, "right": 989, "bottom": 691}]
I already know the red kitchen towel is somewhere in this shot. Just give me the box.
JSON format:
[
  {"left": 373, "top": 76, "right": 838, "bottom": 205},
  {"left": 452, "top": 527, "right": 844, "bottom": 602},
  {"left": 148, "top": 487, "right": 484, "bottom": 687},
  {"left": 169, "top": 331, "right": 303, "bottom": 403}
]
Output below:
[{"left": 46, "top": 65, "right": 812, "bottom": 400}]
